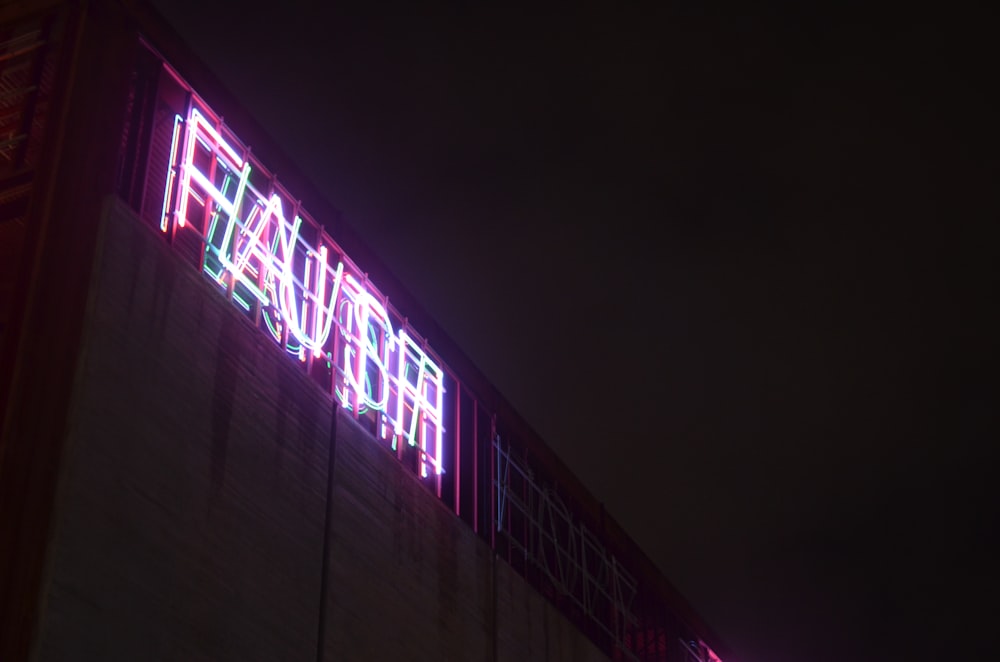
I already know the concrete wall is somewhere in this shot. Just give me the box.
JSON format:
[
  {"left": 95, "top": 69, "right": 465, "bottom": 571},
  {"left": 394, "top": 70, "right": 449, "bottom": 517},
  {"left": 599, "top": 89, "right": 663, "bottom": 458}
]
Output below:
[{"left": 33, "top": 198, "right": 608, "bottom": 662}]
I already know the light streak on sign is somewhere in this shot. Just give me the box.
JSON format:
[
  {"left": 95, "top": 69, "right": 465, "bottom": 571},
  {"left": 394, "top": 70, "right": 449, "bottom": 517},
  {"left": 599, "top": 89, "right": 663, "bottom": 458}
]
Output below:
[{"left": 162, "top": 105, "right": 445, "bottom": 477}]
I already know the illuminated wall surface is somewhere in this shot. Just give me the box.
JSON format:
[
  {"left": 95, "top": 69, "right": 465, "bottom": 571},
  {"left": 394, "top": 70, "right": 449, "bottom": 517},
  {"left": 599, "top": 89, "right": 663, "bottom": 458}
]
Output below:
[{"left": 1, "top": 3, "right": 727, "bottom": 662}]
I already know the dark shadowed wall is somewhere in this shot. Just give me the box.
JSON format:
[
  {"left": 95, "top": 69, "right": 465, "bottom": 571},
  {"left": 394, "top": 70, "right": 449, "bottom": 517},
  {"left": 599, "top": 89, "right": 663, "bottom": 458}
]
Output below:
[{"left": 33, "top": 198, "right": 607, "bottom": 662}]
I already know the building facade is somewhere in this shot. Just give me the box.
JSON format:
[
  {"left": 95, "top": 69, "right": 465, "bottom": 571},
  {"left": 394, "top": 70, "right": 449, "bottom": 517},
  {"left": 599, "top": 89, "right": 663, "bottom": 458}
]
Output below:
[{"left": 0, "top": 2, "right": 731, "bottom": 660}]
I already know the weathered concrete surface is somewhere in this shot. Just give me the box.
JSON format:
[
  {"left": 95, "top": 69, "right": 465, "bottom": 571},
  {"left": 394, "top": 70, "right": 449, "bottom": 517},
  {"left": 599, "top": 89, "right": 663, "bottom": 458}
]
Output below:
[{"left": 34, "top": 199, "right": 608, "bottom": 661}]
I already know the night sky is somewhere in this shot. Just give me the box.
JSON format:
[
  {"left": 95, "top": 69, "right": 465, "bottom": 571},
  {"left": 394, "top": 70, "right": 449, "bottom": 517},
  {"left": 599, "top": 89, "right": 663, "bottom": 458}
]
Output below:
[{"left": 149, "top": 2, "right": 995, "bottom": 661}]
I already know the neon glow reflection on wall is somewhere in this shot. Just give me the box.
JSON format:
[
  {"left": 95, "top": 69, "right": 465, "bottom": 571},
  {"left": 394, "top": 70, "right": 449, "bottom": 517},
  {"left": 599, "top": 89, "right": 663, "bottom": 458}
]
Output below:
[{"left": 161, "top": 105, "right": 445, "bottom": 477}]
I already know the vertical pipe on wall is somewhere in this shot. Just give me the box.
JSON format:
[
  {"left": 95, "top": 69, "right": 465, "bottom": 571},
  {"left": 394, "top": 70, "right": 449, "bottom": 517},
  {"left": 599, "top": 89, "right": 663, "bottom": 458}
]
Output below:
[
  {"left": 472, "top": 400, "right": 478, "bottom": 533},
  {"left": 315, "top": 403, "right": 338, "bottom": 662},
  {"left": 491, "top": 551, "right": 498, "bottom": 662}
]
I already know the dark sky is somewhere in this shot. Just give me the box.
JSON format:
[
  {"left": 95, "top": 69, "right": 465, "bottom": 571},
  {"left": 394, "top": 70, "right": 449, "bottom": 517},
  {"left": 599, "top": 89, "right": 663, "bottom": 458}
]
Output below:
[{"left": 149, "top": 2, "right": 996, "bottom": 661}]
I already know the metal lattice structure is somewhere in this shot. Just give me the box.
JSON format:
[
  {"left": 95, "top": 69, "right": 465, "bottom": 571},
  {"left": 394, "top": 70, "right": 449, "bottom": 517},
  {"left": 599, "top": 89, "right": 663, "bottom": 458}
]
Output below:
[
  {"left": 494, "top": 435, "right": 640, "bottom": 660},
  {"left": 0, "top": 19, "right": 54, "bottom": 175},
  {"left": 1, "top": 13, "right": 59, "bottom": 349}
]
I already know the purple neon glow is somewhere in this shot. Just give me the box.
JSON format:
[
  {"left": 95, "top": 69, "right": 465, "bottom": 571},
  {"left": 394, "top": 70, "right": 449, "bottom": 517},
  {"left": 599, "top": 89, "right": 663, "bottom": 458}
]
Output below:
[
  {"left": 342, "top": 273, "right": 394, "bottom": 411},
  {"left": 280, "top": 245, "right": 342, "bottom": 357},
  {"left": 159, "top": 114, "right": 183, "bottom": 232},
  {"left": 165, "top": 103, "right": 446, "bottom": 474}
]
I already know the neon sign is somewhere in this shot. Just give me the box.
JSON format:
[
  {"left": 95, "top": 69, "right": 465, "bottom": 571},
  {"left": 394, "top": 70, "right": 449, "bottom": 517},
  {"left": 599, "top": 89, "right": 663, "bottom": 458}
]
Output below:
[{"left": 161, "top": 105, "right": 445, "bottom": 476}]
